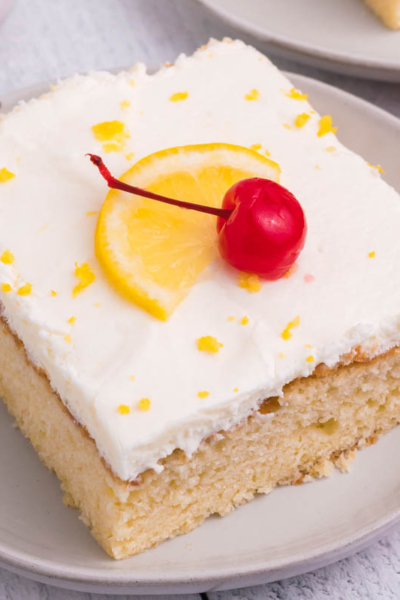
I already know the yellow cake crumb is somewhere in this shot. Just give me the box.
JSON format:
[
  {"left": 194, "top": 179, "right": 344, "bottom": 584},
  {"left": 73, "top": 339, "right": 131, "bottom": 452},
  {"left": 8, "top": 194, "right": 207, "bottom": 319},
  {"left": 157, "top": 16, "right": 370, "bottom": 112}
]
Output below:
[
  {"left": 0, "top": 250, "right": 14, "bottom": 264},
  {"left": 317, "top": 115, "right": 337, "bottom": 137},
  {"left": 17, "top": 283, "right": 32, "bottom": 296},
  {"left": 281, "top": 316, "right": 300, "bottom": 340},
  {"left": 138, "top": 398, "right": 151, "bottom": 412},
  {"left": 64, "top": 334, "right": 72, "bottom": 344},
  {"left": 1, "top": 283, "right": 11, "bottom": 292},
  {"left": 170, "top": 92, "right": 188, "bottom": 102},
  {"left": 238, "top": 272, "right": 261, "bottom": 293},
  {"left": 197, "top": 336, "right": 223, "bottom": 353},
  {"left": 118, "top": 404, "right": 130, "bottom": 415},
  {"left": 73, "top": 262, "right": 95, "bottom": 297},
  {"left": 368, "top": 251, "right": 376, "bottom": 258},
  {"left": 306, "top": 355, "right": 315, "bottom": 363},
  {"left": 240, "top": 316, "right": 249, "bottom": 325},
  {"left": 0, "top": 168, "right": 15, "bottom": 183},
  {"left": 295, "top": 113, "right": 310, "bottom": 128},
  {"left": 285, "top": 87, "right": 308, "bottom": 101},
  {"left": 198, "top": 391, "right": 210, "bottom": 399},
  {"left": 120, "top": 100, "right": 130, "bottom": 110},
  {"left": 245, "top": 89, "right": 260, "bottom": 101},
  {"left": 68, "top": 316, "right": 76, "bottom": 325}
]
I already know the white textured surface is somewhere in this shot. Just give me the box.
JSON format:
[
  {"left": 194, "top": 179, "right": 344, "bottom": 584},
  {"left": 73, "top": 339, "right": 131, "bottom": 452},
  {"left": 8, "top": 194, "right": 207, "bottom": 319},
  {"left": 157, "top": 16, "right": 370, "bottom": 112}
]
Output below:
[{"left": 0, "top": 0, "right": 399, "bottom": 598}]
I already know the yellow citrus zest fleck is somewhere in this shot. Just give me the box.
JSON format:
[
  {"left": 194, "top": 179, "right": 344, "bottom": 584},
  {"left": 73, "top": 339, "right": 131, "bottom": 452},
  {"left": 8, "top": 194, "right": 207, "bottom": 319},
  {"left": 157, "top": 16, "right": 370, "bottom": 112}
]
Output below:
[
  {"left": 73, "top": 262, "right": 95, "bottom": 297},
  {"left": 130, "top": 375, "right": 135, "bottom": 381},
  {"left": 125, "top": 152, "right": 135, "bottom": 161},
  {"left": 278, "top": 352, "right": 285, "bottom": 359},
  {"left": 138, "top": 398, "right": 151, "bottom": 412},
  {"left": 265, "top": 149, "right": 271, "bottom": 157},
  {"left": 120, "top": 100, "right": 131, "bottom": 110},
  {"left": 285, "top": 87, "right": 308, "bottom": 101},
  {"left": 86, "top": 211, "right": 98, "bottom": 217},
  {"left": 245, "top": 89, "right": 260, "bottom": 101},
  {"left": 240, "top": 316, "right": 249, "bottom": 325},
  {"left": 304, "top": 344, "right": 313, "bottom": 349},
  {"left": 1, "top": 283, "right": 11, "bottom": 292},
  {"left": 281, "top": 316, "right": 301, "bottom": 340},
  {"left": 68, "top": 316, "right": 76, "bottom": 325},
  {"left": 118, "top": 404, "right": 130, "bottom": 415},
  {"left": 227, "top": 315, "right": 235, "bottom": 322},
  {"left": 17, "top": 283, "right": 32, "bottom": 296},
  {"left": 326, "top": 146, "right": 336, "bottom": 152},
  {"left": 238, "top": 272, "right": 261, "bottom": 293},
  {"left": 129, "top": 79, "right": 135, "bottom": 87},
  {"left": 306, "top": 355, "right": 315, "bottom": 363},
  {"left": 198, "top": 391, "right": 210, "bottom": 399},
  {"left": 233, "top": 387, "right": 239, "bottom": 392},
  {"left": 51, "top": 290, "right": 57, "bottom": 297},
  {"left": 197, "top": 335, "right": 223, "bottom": 354},
  {"left": 0, "top": 250, "right": 14, "bottom": 264},
  {"left": 367, "top": 163, "right": 385, "bottom": 174},
  {"left": 94, "top": 302, "right": 101, "bottom": 307},
  {"left": 283, "top": 262, "right": 298, "bottom": 279},
  {"left": 64, "top": 334, "right": 72, "bottom": 344},
  {"left": 250, "top": 143, "right": 262, "bottom": 151},
  {"left": 170, "top": 91, "right": 188, "bottom": 102},
  {"left": 295, "top": 113, "right": 310, "bottom": 128},
  {"left": 92, "top": 120, "right": 130, "bottom": 153},
  {"left": 283, "top": 123, "right": 291, "bottom": 130},
  {"left": 0, "top": 168, "right": 15, "bottom": 183},
  {"left": 317, "top": 115, "right": 337, "bottom": 137},
  {"left": 368, "top": 251, "right": 376, "bottom": 258}
]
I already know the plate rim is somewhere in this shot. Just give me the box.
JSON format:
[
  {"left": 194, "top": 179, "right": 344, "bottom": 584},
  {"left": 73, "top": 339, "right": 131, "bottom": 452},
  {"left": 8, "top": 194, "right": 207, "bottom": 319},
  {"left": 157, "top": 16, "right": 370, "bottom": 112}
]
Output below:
[
  {"left": 1, "top": 71, "right": 400, "bottom": 593},
  {"left": 197, "top": 0, "right": 400, "bottom": 78}
]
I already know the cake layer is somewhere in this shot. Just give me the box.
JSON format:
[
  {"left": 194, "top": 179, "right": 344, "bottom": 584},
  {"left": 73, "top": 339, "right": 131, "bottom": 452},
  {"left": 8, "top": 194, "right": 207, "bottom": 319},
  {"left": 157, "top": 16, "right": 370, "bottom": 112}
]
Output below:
[
  {"left": 1, "top": 40, "right": 400, "bottom": 481},
  {"left": 2, "top": 317, "right": 400, "bottom": 558}
]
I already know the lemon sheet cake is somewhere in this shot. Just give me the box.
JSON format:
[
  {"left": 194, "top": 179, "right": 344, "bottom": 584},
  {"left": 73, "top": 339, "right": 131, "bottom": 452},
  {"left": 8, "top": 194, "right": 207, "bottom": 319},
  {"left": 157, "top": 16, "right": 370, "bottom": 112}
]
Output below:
[{"left": 1, "top": 39, "right": 400, "bottom": 559}]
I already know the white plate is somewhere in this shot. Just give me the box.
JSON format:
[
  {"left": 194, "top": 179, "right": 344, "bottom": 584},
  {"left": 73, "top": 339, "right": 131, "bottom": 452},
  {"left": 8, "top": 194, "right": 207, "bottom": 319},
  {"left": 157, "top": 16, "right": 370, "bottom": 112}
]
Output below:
[
  {"left": 198, "top": 0, "right": 400, "bottom": 82},
  {"left": 1, "top": 73, "right": 400, "bottom": 595}
]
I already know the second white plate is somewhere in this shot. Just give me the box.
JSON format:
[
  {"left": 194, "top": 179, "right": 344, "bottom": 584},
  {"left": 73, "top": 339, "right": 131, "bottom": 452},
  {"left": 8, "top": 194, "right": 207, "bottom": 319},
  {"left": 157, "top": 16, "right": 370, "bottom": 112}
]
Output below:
[
  {"left": 199, "top": 0, "right": 400, "bottom": 82},
  {"left": 0, "top": 72, "right": 400, "bottom": 595}
]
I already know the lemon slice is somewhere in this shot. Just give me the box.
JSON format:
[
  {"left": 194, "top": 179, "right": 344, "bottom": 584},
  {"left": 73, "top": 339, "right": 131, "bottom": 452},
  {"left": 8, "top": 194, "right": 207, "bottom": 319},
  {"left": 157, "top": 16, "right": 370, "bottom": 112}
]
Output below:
[{"left": 95, "top": 143, "right": 280, "bottom": 320}]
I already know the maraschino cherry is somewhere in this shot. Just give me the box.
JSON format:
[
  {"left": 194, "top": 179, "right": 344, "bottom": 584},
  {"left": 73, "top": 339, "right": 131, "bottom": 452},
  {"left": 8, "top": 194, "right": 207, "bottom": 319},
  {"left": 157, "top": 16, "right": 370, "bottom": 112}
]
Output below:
[{"left": 88, "top": 154, "right": 307, "bottom": 280}]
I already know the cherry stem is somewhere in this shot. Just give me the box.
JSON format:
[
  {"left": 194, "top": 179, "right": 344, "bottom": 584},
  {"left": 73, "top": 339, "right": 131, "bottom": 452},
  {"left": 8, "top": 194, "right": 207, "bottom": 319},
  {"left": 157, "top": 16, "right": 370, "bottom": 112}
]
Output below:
[{"left": 87, "top": 154, "right": 233, "bottom": 220}]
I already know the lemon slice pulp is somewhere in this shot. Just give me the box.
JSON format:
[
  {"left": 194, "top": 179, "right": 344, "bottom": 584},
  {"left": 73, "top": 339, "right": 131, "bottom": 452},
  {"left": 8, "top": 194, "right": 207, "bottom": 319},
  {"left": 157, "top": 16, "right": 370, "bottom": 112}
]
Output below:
[{"left": 95, "top": 143, "right": 280, "bottom": 320}]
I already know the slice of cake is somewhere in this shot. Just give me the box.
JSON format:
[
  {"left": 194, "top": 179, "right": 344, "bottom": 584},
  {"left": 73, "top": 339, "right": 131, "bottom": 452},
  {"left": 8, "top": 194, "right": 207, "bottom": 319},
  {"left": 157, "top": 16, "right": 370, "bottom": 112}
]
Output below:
[
  {"left": 363, "top": 0, "right": 400, "bottom": 28},
  {"left": 1, "top": 39, "right": 400, "bottom": 560}
]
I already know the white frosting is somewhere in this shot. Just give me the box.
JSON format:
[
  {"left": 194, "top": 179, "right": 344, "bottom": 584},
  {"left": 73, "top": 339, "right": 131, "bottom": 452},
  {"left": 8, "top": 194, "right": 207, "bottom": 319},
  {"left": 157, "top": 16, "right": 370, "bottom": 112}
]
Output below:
[{"left": 0, "top": 39, "right": 400, "bottom": 481}]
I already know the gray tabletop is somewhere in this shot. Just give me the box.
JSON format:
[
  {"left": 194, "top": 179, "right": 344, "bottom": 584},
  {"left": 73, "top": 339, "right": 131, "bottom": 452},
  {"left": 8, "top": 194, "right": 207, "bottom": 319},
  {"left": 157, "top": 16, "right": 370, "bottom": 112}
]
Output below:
[{"left": 0, "top": 0, "right": 400, "bottom": 598}]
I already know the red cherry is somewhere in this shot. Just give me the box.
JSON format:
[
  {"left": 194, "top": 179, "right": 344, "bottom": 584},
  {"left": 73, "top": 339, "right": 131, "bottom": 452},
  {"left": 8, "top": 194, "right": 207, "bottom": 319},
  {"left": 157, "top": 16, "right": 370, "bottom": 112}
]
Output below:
[
  {"left": 88, "top": 155, "right": 307, "bottom": 280},
  {"left": 217, "top": 178, "right": 307, "bottom": 279}
]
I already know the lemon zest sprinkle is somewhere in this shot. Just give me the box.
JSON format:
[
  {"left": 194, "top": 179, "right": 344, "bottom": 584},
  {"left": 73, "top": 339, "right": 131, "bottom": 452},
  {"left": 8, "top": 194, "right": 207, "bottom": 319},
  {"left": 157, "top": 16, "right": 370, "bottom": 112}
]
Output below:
[
  {"left": 130, "top": 375, "right": 135, "bottom": 381},
  {"left": 326, "top": 146, "right": 336, "bottom": 152},
  {"left": 283, "top": 263, "right": 298, "bottom": 278},
  {"left": 125, "top": 152, "right": 135, "bottom": 161},
  {"left": 73, "top": 262, "right": 95, "bottom": 297},
  {"left": 51, "top": 290, "right": 57, "bottom": 297},
  {"left": 368, "top": 251, "right": 376, "bottom": 258},
  {"left": 64, "top": 334, "right": 72, "bottom": 344},
  {"left": 306, "top": 355, "right": 315, "bottom": 363},
  {"left": 283, "top": 123, "right": 291, "bottom": 130},
  {"left": 17, "top": 283, "right": 32, "bottom": 296},
  {"left": 0, "top": 168, "right": 15, "bottom": 183},
  {"left": 245, "top": 89, "right": 260, "bottom": 101},
  {"left": 238, "top": 272, "right": 261, "bottom": 293},
  {"left": 198, "top": 391, "right": 210, "bottom": 399},
  {"left": 250, "top": 143, "right": 262, "bottom": 151},
  {"left": 86, "top": 211, "right": 98, "bottom": 217},
  {"left": 295, "top": 113, "right": 310, "bottom": 128},
  {"left": 367, "top": 163, "right": 385, "bottom": 174},
  {"left": 233, "top": 387, "right": 239, "bottom": 392},
  {"left": 317, "top": 115, "right": 337, "bottom": 137},
  {"left": 118, "top": 404, "right": 130, "bottom": 415},
  {"left": 170, "top": 91, "right": 188, "bottom": 102},
  {"left": 281, "top": 316, "right": 300, "bottom": 340},
  {"left": 265, "top": 149, "right": 271, "bottom": 157},
  {"left": 278, "top": 352, "right": 285, "bottom": 359},
  {"left": 1, "top": 283, "right": 11, "bottom": 292},
  {"left": 227, "top": 315, "right": 235, "bottom": 322},
  {"left": 120, "top": 100, "right": 130, "bottom": 110},
  {"left": 68, "top": 316, "right": 76, "bottom": 325},
  {"left": 240, "top": 316, "right": 249, "bottom": 325},
  {"left": 138, "top": 398, "right": 151, "bottom": 412},
  {"left": 197, "top": 335, "right": 223, "bottom": 354},
  {"left": 0, "top": 250, "right": 14, "bottom": 264},
  {"left": 285, "top": 87, "right": 308, "bottom": 101}
]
